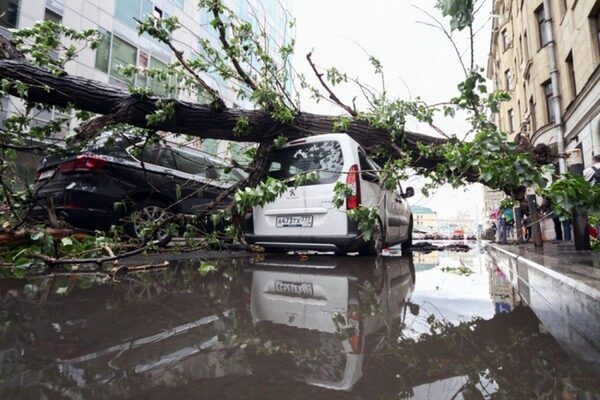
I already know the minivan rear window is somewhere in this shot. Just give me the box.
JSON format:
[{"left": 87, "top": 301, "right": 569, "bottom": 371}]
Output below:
[{"left": 268, "top": 141, "right": 343, "bottom": 185}]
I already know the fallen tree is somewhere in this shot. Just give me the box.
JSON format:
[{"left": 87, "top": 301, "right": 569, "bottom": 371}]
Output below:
[
  {"left": 0, "top": 0, "right": 597, "bottom": 271},
  {"left": 0, "top": 57, "right": 446, "bottom": 168}
]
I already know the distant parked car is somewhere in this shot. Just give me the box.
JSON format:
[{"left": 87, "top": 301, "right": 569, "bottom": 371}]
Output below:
[
  {"left": 243, "top": 133, "right": 414, "bottom": 254},
  {"left": 30, "top": 132, "right": 245, "bottom": 242},
  {"left": 451, "top": 228, "right": 465, "bottom": 240}
]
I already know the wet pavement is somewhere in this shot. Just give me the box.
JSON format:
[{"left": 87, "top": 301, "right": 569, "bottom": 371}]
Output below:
[
  {"left": 488, "top": 242, "right": 600, "bottom": 369},
  {"left": 1, "top": 242, "right": 600, "bottom": 399}
]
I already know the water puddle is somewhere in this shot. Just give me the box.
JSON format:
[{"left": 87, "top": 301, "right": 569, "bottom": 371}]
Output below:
[{"left": 1, "top": 245, "right": 599, "bottom": 399}]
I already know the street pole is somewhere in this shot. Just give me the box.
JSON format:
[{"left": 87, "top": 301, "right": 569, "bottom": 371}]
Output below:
[
  {"left": 566, "top": 149, "right": 591, "bottom": 250},
  {"left": 514, "top": 206, "right": 523, "bottom": 244},
  {"left": 542, "top": 0, "right": 567, "bottom": 174}
]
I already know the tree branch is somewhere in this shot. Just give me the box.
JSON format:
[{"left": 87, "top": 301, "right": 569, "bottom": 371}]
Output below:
[
  {"left": 210, "top": 6, "right": 257, "bottom": 91},
  {"left": 306, "top": 51, "right": 357, "bottom": 117}
]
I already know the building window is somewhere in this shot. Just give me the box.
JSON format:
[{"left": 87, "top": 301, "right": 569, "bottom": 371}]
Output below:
[
  {"left": 518, "top": 35, "right": 523, "bottom": 62},
  {"left": 502, "top": 29, "right": 510, "bottom": 51},
  {"left": 152, "top": 6, "right": 163, "bottom": 19},
  {"left": 115, "top": 0, "right": 140, "bottom": 29},
  {"left": 136, "top": 50, "right": 149, "bottom": 86},
  {"left": 566, "top": 51, "right": 576, "bottom": 100},
  {"left": 543, "top": 80, "right": 556, "bottom": 124},
  {"left": 508, "top": 109, "right": 515, "bottom": 132},
  {"left": 529, "top": 97, "right": 537, "bottom": 132},
  {"left": 0, "top": 0, "right": 20, "bottom": 28},
  {"left": 150, "top": 56, "right": 169, "bottom": 96},
  {"left": 523, "top": 31, "right": 529, "bottom": 60},
  {"left": 504, "top": 69, "right": 513, "bottom": 91},
  {"left": 44, "top": 8, "right": 62, "bottom": 24},
  {"left": 110, "top": 36, "right": 137, "bottom": 84},
  {"left": 535, "top": 5, "right": 551, "bottom": 47},
  {"left": 95, "top": 29, "right": 111, "bottom": 73}
]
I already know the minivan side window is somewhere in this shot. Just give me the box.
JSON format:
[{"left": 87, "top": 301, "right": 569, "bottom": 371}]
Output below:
[
  {"left": 358, "top": 151, "right": 378, "bottom": 183},
  {"left": 268, "top": 141, "right": 343, "bottom": 185}
]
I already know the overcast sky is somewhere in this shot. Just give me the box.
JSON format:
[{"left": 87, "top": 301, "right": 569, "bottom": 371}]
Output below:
[{"left": 289, "top": 0, "right": 493, "bottom": 221}]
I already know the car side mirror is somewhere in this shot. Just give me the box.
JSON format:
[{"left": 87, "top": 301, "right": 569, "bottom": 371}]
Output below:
[{"left": 403, "top": 187, "right": 414, "bottom": 199}]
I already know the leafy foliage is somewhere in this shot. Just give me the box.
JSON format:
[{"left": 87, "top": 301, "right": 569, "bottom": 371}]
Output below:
[{"left": 436, "top": 0, "right": 474, "bottom": 32}]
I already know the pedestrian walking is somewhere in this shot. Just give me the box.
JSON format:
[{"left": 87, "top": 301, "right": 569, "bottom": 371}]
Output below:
[
  {"left": 583, "top": 154, "right": 600, "bottom": 185},
  {"left": 583, "top": 154, "right": 600, "bottom": 237}
]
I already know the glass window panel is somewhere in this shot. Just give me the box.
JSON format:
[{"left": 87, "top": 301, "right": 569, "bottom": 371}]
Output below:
[
  {"left": 95, "top": 29, "right": 111, "bottom": 73},
  {"left": 543, "top": 81, "right": 556, "bottom": 124},
  {"left": 138, "top": 51, "right": 149, "bottom": 68},
  {"left": 110, "top": 36, "right": 137, "bottom": 83},
  {"left": 44, "top": 8, "right": 62, "bottom": 23},
  {"left": 202, "top": 139, "right": 219, "bottom": 155},
  {"left": 172, "top": 148, "right": 218, "bottom": 179},
  {"left": 268, "top": 141, "right": 343, "bottom": 186},
  {"left": 150, "top": 57, "right": 169, "bottom": 96},
  {"left": 115, "top": 0, "right": 140, "bottom": 29},
  {"left": 0, "top": 0, "right": 20, "bottom": 28},
  {"left": 137, "top": 145, "right": 177, "bottom": 170}
]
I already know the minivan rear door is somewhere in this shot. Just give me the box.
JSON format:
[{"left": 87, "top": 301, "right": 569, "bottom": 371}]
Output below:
[{"left": 253, "top": 138, "right": 349, "bottom": 237}]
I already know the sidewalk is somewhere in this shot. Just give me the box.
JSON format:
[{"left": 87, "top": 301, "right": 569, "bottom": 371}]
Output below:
[
  {"left": 486, "top": 242, "right": 600, "bottom": 369},
  {"left": 490, "top": 241, "right": 600, "bottom": 295}
]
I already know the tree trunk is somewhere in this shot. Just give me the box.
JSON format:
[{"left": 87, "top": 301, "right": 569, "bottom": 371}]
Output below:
[{"left": 0, "top": 60, "right": 445, "bottom": 169}]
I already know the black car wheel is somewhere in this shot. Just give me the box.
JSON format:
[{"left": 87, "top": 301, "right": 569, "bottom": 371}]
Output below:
[{"left": 129, "top": 200, "right": 174, "bottom": 246}]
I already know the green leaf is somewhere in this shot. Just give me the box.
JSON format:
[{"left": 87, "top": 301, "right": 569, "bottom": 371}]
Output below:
[{"left": 198, "top": 262, "right": 216, "bottom": 277}]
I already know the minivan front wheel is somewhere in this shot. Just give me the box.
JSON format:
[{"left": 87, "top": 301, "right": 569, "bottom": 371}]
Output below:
[
  {"left": 359, "top": 219, "right": 383, "bottom": 256},
  {"left": 401, "top": 217, "right": 413, "bottom": 253}
]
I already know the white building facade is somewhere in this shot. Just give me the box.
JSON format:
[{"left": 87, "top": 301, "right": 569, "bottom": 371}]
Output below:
[{"left": 0, "top": 0, "right": 293, "bottom": 157}]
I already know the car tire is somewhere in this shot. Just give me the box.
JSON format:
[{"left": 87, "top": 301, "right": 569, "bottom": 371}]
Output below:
[
  {"left": 127, "top": 200, "right": 174, "bottom": 247},
  {"left": 359, "top": 219, "right": 384, "bottom": 256},
  {"left": 401, "top": 217, "right": 413, "bottom": 253}
]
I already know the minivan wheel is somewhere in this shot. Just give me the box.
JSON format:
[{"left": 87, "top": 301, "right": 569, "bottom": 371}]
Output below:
[
  {"left": 128, "top": 200, "right": 174, "bottom": 246},
  {"left": 359, "top": 220, "right": 383, "bottom": 256},
  {"left": 401, "top": 218, "right": 413, "bottom": 253}
]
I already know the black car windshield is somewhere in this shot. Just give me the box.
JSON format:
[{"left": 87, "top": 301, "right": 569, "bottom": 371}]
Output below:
[{"left": 268, "top": 141, "right": 343, "bottom": 186}]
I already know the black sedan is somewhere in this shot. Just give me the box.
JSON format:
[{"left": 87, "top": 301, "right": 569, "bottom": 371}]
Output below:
[{"left": 30, "top": 133, "right": 245, "bottom": 241}]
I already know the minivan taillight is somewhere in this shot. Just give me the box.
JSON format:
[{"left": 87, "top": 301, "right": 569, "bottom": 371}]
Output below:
[
  {"left": 346, "top": 164, "right": 361, "bottom": 209},
  {"left": 58, "top": 155, "right": 107, "bottom": 174}
]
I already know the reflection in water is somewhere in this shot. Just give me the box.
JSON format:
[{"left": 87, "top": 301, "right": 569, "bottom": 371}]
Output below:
[{"left": 0, "top": 251, "right": 598, "bottom": 399}]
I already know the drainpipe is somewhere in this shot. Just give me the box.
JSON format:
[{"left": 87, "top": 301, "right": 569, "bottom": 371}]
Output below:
[{"left": 542, "top": 0, "right": 567, "bottom": 173}]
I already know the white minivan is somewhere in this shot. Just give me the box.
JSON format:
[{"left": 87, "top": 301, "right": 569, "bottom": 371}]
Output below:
[{"left": 243, "top": 133, "right": 414, "bottom": 254}]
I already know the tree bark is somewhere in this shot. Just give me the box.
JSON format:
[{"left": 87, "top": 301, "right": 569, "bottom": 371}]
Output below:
[{"left": 0, "top": 59, "right": 445, "bottom": 169}]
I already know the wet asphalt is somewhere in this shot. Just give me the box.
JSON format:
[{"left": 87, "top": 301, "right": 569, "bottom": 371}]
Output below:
[{"left": 1, "top": 242, "right": 599, "bottom": 399}]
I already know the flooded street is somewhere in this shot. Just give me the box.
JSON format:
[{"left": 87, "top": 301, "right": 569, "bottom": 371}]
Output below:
[{"left": 1, "top": 244, "right": 599, "bottom": 399}]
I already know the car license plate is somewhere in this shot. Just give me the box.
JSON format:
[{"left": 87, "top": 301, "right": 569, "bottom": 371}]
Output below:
[
  {"left": 38, "top": 169, "right": 55, "bottom": 180},
  {"left": 274, "top": 281, "right": 314, "bottom": 297},
  {"left": 276, "top": 215, "right": 313, "bottom": 227}
]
